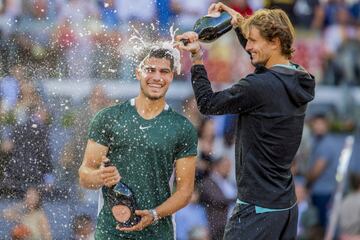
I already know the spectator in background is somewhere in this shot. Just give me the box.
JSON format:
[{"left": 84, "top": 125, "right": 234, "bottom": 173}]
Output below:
[
  {"left": 350, "top": 1, "right": 360, "bottom": 23},
  {"left": 56, "top": 0, "right": 99, "bottom": 79},
  {"left": 70, "top": 213, "right": 95, "bottom": 240},
  {"left": 226, "top": 0, "right": 253, "bottom": 17},
  {"left": 312, "top": 0, "right": 352, "bottom": 30},
  {"left": 199, "top": 156, "right": 237, "bottom": 240},
  {"left": 0, "top": 64, "right": 25, "bottom": 186},
  {"left": 172, "top": 0, "right": 214, "bottom": 31},
  {"left": 92, "top": 0, "right": 122, "bottom": 79},
  {"left": 306, "top": 113, "right": 341, "bottom": 233},
  {"left": 339, "top": 173, "right": 360, "bottom": 239},
  {"left": 175, "top": 186, "right": 209, "bottom": 240},
  {"left": 3, "top": 186, "right": 52, "bottom": 240},
  {"left": 196, "top": 118, "right": 216, "bottom": 181},
  {"left": 293, "top": 0, "right": 320, "bottom": 28},
  {"left": 2, "top": 81, "right": 52, "bottom": 197},
  {"left": 0, "top": 0, "right": 21, "bottom": 73},
  {"left": 295, "top": 176, "right": 322, "bottom": 240},
  {"left": 12, "top": 0, "right": 56, "bottom": 77},
  {"left": 117, "top": 0, "right": 156, "bottom": 33},
  {"left": 265, "top": 0, "right": 296, "bottom": 23},
  {"left": 322, "top": 6, "right": 358, "bottom": 85},
  {"left": 0, "top": 64, "right": 22, "bottom": 113},
  {"left": 59, "top": 85, "right": 111, "bottom": 200},
  {"left": 188, "top": 226, "right": 210, "bottom": 240}
]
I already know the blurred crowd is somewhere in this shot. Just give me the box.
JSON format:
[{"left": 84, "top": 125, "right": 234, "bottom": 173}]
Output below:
[
  {"left": 0, "top": 0, "right": 359, "bottom": 83},
  {"left": 0, "top": 0, "right": 360, "bottom": 239}
]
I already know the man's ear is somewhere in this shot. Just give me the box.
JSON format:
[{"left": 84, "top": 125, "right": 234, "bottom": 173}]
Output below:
[
  {"left": 135, "top": 68, "right": 141, "bottom": 81},
  {"left": 271, "top": 37, "right": 281, "bottom": 51}
]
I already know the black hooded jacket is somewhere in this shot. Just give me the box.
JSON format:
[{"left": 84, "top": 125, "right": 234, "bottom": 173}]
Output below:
[{"left": 191, "top": 63, "right": 315, "bottom": 208}]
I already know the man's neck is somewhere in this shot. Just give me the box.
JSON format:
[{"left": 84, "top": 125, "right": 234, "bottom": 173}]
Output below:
[
  {"left": 135, "top": 96, "right": 166, "bottom": 120},
  {"left": 265, "top": 54, "right": 290, "bottom": 69}
]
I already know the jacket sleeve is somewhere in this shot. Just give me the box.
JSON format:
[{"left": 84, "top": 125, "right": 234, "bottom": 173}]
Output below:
[
  {"left": 234, "top": 27, "right": 248, "bottom": 51},
  {"left": 191, "top": 65, "right": 263, "bottom": 115}
]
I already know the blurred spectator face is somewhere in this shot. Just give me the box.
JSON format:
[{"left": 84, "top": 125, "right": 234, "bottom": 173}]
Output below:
[
  {"left": 310, "top": 117, "right": 329, "bottom": 136},
  {"left": 198, "top": 118, "right": 216, "bottom": 158},
  {"left": 104, "top": 0, "right": 115, "bottom": 7},
  {"left": 24, "top": 187, "right": 40, "bottom": 210},
  {"left": 213, "top": 157, "right": 232, "bottom": 178},
  {"left": 89, "top": 85, "right": 109, "bottom": 110},
  {"left": 29, "top": 0, "right": 48, "bottom": 18},
  {"left": 200, "top": 119, "right": 215, "bottom": 142},
  {"left": 336, "top": 7, "right": 350, "bottom": 25}
]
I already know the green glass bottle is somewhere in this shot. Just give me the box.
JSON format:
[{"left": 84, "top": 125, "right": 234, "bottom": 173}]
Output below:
[
  {"left": 104, "top": 161, "right": 141, "bottom": 227},
  {"left": 194, "top": 11, "right": 232, "bottom": 42},
  {"left": 181, "top": 11, "right": 232, "bottom": 45}
]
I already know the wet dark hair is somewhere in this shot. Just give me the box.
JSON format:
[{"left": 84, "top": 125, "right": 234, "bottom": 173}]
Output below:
[
  {"left": 309, "top": 113, "right": 328, "bottom": 121},
  {"left": 138, "top": 47, "right": 175, "bottom": 70}
]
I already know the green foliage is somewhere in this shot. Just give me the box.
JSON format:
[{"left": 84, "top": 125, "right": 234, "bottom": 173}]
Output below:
[{"left": 61, "top": 111, "right": 76, "bottom": 128}]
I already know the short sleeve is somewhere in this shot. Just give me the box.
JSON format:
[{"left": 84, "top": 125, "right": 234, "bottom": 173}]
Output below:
[
  {"left": 175, "top": 120, "right": 198, "bottom": 160},
  {"left": 88, "top": 108, "right": 112, "bottom": 147},
  {"left": 314, "top": 138, "right": 334, "bottom": 163}
]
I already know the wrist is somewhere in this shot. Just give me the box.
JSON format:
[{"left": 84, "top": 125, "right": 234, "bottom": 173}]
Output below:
[
  {"left": 191, "top": 50, "right": 204, "bottom": 62},
  {"left": 233, "top": 13, "right": 244, "bottom": 28},
  {"left": 149, "top": 209, "right": 160, "bottom": 225}
]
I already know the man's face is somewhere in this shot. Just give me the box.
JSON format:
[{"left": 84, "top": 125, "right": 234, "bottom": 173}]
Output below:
[
  {"left": 310, "top": 118, "right": 329, "bottom": 136},
  {"left": 245, "top": 26, "right": 274, "bottom": 67},
  {"left": 136, "top": 57, "right": 174, "bottom": 100}
]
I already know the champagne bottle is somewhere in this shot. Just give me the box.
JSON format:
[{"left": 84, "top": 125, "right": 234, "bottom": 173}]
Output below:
[
  {"left": 181, "top": 11, "right": 232, "bottom": 45},
  {"left": 104, "top": 161, "right": 141, "bottom": 227}
]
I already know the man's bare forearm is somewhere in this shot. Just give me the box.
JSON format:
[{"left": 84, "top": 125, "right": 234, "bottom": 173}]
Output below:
[
  {"left": 154, "top": 188, "right": 193, "bottom": 219},
  {"left": 79, "top": 165, "right": 104, "bottom": 189}
]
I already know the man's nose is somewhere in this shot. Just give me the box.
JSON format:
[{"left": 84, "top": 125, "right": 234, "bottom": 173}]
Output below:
[
  {"left": 153, "top": 70, "right": 162, "bottom": 81},
  {"left": 245, "top": 42, "right": 251, "bottom": 51}
]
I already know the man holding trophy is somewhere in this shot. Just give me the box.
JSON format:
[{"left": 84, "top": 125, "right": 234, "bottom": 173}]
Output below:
[{"left": 79, "top": 46, "right": 198, "bottom": 240}]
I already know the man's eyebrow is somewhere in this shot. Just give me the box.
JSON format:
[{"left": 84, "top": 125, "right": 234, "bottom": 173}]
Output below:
[
  {"left": 143, "top": 65, "right": 171, "bottom": 71},
  {"left": 143, "top": 65, "right": 155, "bottom": 69}
]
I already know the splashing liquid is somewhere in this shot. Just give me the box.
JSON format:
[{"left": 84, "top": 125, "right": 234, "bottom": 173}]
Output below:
[{"left": 125, "top": 25, "right": 182, "bottom": 75}]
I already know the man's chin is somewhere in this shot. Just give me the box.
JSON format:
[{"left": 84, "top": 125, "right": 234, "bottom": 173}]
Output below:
[{"left": 146, "top": 94, "right": 163, "bottom": 101}]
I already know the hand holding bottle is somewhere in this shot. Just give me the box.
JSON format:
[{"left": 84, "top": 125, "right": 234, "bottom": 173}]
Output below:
[
  {"left": 116, "top": 209, "right": 155, "bottom": 232},
  {"left": 101, "top": 156, "right": 121, "bottom": 187},
  {"left": 208, "top": 2, "right": 244, "bottom": 27},
  {"left": 175, "top": 32, "right": 204, "bottom": 64},
  {"left": 175, "top": 32, "right": 201, "bottom": 55}
]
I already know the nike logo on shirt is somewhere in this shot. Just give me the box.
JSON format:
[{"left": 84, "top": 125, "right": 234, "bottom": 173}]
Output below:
[{"left": 139, "top": 125, "right": 151, "bottom": 130}]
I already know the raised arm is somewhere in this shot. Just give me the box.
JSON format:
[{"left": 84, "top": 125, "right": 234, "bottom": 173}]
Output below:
[{"left": 78, "top": 139, "right": 120, "bottom": 189}]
